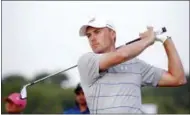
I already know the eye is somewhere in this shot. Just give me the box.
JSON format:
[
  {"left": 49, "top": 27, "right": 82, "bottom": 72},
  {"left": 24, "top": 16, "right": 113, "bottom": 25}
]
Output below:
[
  {"left": 86, "top": 33, "right": 91, "bottom": 38},
  {"left": 94, "top": 29, "right": 100, "bottom": 34}
]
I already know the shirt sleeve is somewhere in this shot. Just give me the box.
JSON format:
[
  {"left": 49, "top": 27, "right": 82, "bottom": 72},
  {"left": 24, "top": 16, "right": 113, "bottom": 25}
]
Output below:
[
  {"left": 77, "top": 52, "right": 102, "bottom": 86},
  {"left": 138, "top": 59, "right": 165, "bottom": 87}
]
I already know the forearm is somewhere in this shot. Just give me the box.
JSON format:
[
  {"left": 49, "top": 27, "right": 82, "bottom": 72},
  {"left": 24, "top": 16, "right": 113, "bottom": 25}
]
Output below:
[
  {"left": 163, "top": 38, "right": 186, "bottom": 83},
  {"left": 117, "top": 38, "right": 151, "bottom": 61},
  {"left": 99, "top": 39, "right": 151, "bottom": 71}
]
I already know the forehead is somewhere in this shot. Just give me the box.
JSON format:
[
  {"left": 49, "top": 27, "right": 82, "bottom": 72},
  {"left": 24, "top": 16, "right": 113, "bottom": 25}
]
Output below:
[
  {"left": 86, "top": 26, "right": 107, "bottom": 33},
  {"left": 86, "top": 26, "right": 99, "bottom": 32}
]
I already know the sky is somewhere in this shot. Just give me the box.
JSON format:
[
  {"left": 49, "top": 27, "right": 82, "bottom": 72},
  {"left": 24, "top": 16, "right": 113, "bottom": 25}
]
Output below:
[{"left": 2, "top": 1, "right": 189, "bottom": 87}]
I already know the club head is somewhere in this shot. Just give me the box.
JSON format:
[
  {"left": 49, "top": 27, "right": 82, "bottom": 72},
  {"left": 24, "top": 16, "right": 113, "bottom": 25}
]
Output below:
[{"left": 20, "top": 85, "right": 27, "bottom": 99}]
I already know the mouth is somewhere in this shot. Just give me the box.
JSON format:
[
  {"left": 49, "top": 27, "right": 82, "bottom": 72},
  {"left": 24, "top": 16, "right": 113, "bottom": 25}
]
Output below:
[{"left": 91, "top": 44, "right": 99, "bottom": 48}]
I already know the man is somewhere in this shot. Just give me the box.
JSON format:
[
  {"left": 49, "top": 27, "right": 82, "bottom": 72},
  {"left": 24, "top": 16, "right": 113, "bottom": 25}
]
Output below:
[
  {"left": 4, "top": 93, "right": 27, "bottom": 114},
  {"left": 77, "top": 17, "right": 187, "bottom": 113},
  {"left": 64, "top": 83, "right": 90, "bottom": 114}
]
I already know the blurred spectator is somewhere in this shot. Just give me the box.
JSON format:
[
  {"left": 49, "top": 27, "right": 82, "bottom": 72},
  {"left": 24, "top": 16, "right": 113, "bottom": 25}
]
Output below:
[
  {"left": 3, "top": 93, "right": 27, "bottom": 114},
  {"left": 64, "top": 83, "right": 90, "bottom": 114}
]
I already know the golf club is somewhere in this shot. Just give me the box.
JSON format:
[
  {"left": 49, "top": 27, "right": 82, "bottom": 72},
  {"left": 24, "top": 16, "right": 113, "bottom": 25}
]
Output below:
[
  {"left": 20, "top": 65, "right": 77, "bottom": 99},
  {"left": 20, "top": 27, "right": 167, "bottom": 99}
]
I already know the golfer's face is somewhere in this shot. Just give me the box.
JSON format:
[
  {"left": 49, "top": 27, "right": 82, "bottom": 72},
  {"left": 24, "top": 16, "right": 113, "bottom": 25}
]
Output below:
[{"left": 86, "top": 27, "right": 114, "bottom": 53}]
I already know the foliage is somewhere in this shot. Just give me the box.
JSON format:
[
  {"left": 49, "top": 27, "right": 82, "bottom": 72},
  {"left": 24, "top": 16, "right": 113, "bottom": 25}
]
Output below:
[{"left": 1, "top": 72, "right": 190, "bottom": 114}]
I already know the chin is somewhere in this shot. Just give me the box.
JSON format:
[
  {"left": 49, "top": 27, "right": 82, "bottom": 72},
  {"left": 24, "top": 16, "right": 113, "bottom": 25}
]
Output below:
[
  {"left": 93, "top": 51, "right": 102, "bottom": 54},
  {"left": 92, "top": 48, "right": 104, "bottom": 54}
]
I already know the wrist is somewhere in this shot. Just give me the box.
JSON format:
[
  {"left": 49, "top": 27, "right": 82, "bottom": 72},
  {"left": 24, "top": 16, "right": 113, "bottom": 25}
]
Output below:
[
  {"left": 156, "top": 36, "right": 171, "bottom": 44},
  {"left": 142, "top": 38, "right": 154, "bottom": 48}
]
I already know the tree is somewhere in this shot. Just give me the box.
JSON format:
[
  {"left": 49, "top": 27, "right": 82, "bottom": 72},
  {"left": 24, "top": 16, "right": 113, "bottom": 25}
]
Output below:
[
  {"left": 2, "top": 74, "right": 28, "bottom": 84},
  {"left": 142, "top": 74, "right": 190, "bottom": 113},
  {"left": 2, "top": 74, "right": 28, "bottom": 95},
  {"left": 32, "top": 72, "right": 69, "bottom": 85}
]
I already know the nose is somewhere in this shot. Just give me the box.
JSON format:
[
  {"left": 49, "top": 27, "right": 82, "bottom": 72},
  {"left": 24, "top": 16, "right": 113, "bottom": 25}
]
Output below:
[{"left": 90, "top": 34, "right": 97, "bottom": 43}]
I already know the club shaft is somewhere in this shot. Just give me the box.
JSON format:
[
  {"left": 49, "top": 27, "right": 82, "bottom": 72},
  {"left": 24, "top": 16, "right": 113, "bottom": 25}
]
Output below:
[
  {"left": 29, "top": 65, "right": 77, "bottom": 86},
  {"left": 125, "top": 38, "right": 141, "bottom": 45}
]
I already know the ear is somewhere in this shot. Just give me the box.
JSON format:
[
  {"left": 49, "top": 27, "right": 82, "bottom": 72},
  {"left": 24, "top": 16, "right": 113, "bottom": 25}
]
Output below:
[
  {"left": 112, "top": 31, "right": 116, "bottom": 37},
  {"left": 107, "top": 28, "right": 116, "bottom": 42},
  {"left": 111, "top": 31, "right": 116, "bottom": 42}
]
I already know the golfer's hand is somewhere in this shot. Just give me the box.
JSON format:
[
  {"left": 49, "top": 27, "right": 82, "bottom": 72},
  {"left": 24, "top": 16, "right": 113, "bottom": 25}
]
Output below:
[
  {"left": 155, "top": 34, "right": 171, "bottom": 44},
  {"left": 139, "top": 26, "right": 156, "bottom": 46}
]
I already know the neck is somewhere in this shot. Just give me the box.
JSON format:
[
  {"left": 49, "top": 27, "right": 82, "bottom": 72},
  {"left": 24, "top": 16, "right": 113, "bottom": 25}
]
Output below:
[
  {"left": 79, "top": 104, "right": 87, "bottom": 112},
  {"left": 104, "top": 44, "right": 116, "bottom": 53}
]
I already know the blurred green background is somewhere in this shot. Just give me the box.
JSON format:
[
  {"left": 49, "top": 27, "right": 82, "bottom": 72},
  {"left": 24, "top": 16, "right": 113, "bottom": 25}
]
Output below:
[{"left": 1, "top": 72, "right": 189, "bottom": 114}]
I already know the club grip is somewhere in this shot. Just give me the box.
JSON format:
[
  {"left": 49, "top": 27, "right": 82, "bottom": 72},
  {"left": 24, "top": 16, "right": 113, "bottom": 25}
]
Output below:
[{"left": 124, "top": 27, "right": 167, "bottom": 45}]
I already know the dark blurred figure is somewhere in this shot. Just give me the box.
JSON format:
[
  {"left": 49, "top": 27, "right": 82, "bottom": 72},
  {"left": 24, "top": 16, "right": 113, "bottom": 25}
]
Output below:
[
  {"left": 64, "top": 83, "right": 90, "bottom": 114},
  {"left": 3, "top": 93, "right": 27, "bottom": 114}
]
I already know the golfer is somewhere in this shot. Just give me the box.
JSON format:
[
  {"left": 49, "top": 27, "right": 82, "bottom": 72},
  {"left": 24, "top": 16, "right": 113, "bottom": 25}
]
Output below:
[
  {"left": 77, "top": 17, "right": 186, "bottom": 113},
  {"left": 4, "top": 93, "right": 27, "bottom": 114}
]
